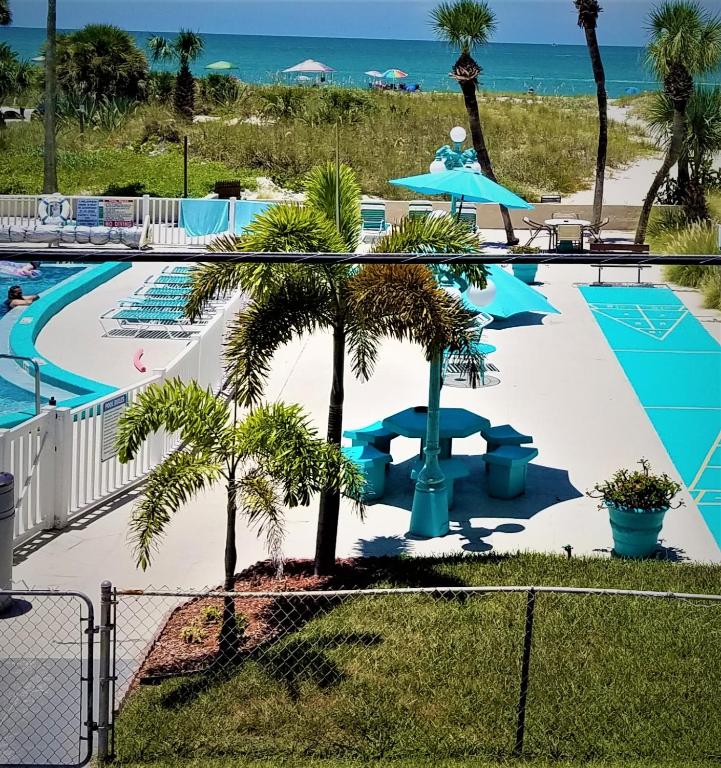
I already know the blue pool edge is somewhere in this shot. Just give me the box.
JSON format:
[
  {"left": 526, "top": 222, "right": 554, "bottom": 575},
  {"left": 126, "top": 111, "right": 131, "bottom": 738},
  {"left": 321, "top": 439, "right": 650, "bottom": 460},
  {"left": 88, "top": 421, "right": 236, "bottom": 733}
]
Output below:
[{"left": 1, "top": 262, "right": 131, "bottom": 428}]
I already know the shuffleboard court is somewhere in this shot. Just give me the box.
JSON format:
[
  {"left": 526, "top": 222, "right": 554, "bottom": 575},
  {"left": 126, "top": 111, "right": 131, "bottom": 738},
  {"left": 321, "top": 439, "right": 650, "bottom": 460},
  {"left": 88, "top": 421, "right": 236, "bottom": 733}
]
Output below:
[{"left": 580, "top": 286, "right": 721, "bottom": 545}]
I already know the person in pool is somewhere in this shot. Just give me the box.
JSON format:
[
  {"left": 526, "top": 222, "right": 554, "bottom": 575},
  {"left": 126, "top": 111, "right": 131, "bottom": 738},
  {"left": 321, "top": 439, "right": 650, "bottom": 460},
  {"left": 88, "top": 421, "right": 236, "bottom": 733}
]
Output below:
[
  {"left": 19, "top": 261, "right": 41, "bottom": 277},
  {"left": 4, "top": 285, "right": 39, "bottom": 311}
]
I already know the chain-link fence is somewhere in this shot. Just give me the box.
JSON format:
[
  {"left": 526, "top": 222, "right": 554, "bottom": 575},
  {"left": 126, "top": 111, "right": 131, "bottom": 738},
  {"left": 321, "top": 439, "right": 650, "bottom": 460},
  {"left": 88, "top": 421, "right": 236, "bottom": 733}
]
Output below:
[
  {"left": 0, "top": 590, "right": 94, "bottom": 767},
  {"left": 110, "top": 585, "right": 721, "bottom": 764}
]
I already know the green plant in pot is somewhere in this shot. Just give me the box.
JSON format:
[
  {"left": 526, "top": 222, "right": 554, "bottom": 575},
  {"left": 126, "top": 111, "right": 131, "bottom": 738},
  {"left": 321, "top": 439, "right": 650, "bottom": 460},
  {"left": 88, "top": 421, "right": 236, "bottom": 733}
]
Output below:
[
  {"left": 588, "top": 459, "right": 683, "bottom": 558},
  {"left": 508, "top": 245, "right": 540, "bottom": 284}
]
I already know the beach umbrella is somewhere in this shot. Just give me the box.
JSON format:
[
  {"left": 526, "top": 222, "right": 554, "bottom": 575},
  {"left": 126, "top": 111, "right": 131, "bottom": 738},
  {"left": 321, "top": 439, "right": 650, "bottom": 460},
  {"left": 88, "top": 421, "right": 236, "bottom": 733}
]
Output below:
[
  {"left": 283, "top": 59, "right": 335, "bottom": 74},
  {"left": 625, "top": 86, "right": 640, "bottom": 94},
  {"left": 383, "top": 68, "right": 408, "bottom": 80},
  {"left": 206, "top": 60, "right": 236, "bottom": 70},
  {"left": 389, "top": 167, "right": 533, "bottom": 210},
  {"left": 365, "top": 70, "right": 384, "bottom": 78},
  {"left": 465, "top": 265, "right": 559, "bottom": 319},
  {"left": 31, "top": 55, "right": 45, "bottom": 63}
]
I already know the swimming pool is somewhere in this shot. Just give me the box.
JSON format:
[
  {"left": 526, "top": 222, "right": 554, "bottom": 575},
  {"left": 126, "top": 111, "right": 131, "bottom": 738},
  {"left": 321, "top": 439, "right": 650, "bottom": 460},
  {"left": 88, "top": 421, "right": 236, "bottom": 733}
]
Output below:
[
  {"left": 0, "top": 265, "right": 85, "bottom": 318},
  {"left": 580, "top": 285, "right": 721, "bottom": 546}
]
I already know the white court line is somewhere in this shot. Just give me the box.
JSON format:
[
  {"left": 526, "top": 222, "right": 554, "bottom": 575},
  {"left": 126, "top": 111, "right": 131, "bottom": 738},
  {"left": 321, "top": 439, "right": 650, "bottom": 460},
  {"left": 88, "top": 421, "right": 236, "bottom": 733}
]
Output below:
[
  {"left": 689, "top": 428, "right": 721, "bottom": 494},
  {"left": 645, "top": 406, "right": 721, "bottom": 411},
  {"left": 614, "top": 349, "right": 721, "bottom": 354}
]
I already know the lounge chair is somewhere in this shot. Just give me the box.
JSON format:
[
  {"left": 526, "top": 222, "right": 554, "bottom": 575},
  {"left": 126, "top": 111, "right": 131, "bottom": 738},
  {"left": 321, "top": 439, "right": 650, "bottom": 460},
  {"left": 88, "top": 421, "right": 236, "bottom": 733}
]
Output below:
[
  {"left": 408, "top": 201, "right": 433, "bottom": 220},
  {"left": 163, "top": 265, "right": 196, "bottom": 275},
  {"left": 523, "top": 216, "right": 554, "bottom": 248},
  {"left": 457, "top": 203, "right": 477, "bottom": 234},
  {"left": 150, "top": 274, "right": 192, "bottom": 286},
  {"left": 556, "top": 223, "right": 583, "bottom": 253},
  {"left": 136, "top": 285, "right": 192, "bottom": 298},
  {"left": 100, "top": 306, "right": 207, "bottom": 338},
  {"left": 120, "top": 296, "right": 189, "bottom": 308},
  {"left": 582, "top": 217, "right": 609, "bottom": 243},
  {"left": 360, "top": 203, "right": 390, "bottom": 243}
]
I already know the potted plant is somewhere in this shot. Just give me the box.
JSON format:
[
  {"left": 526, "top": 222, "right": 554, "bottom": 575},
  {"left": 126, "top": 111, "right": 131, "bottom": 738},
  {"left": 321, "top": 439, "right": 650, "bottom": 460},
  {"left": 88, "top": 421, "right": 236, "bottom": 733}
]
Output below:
[
  {"left": 588, "top": 459, "right": 683, "bottom": 558},
  {"left": 508, "top": 245, "right": 540, "bottom": 284}
]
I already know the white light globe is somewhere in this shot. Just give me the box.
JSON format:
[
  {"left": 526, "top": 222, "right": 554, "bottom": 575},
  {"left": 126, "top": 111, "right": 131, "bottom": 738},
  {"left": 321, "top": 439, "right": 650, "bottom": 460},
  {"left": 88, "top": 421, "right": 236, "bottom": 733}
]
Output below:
[
  {"left": 429, "top": 158, "right": 447, "bottom": 174},
  {"left": 450, "top": 126, "right": 467, "bottom": 144},
  {"left": 466, "top": 280, "right": 496, "bottom": 308}
]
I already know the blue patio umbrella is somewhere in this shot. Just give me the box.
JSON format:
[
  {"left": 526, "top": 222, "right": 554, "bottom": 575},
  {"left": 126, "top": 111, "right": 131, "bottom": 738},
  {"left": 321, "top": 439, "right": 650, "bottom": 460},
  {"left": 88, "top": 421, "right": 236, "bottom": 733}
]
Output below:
[
  {"left": 389, "top": 167, "right": 533, "bottom": 210},
  {"left": 462, "top": 265, "right": 559, "bottom": 319}
]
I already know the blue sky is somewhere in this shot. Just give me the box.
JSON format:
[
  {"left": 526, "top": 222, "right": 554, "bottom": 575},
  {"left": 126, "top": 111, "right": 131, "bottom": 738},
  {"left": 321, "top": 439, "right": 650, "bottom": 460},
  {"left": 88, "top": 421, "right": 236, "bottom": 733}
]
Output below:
[{"left": 10, "top": 0, "right": 721, "bottom": 46}]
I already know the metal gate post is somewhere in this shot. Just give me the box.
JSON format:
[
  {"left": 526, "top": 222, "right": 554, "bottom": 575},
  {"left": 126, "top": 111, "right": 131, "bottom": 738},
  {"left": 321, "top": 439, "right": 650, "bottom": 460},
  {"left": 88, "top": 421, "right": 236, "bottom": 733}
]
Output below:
[
  {"left": 514, "top": 587, "right": 536, "bottom": 756},
  {"left": 97, "top": 581, "right": 114, "bottom": 762}
]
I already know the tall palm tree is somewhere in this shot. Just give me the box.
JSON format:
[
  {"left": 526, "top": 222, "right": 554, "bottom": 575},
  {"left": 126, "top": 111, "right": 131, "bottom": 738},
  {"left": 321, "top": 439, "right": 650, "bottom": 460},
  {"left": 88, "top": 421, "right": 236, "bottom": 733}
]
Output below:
[
  {"left": 149, "top": 30, "right": 204, "bottom": 119},
  {"left": 117, "top": 379, "right": 362, "bottom": 655},
  {"left": 431, "top": 0, "right": 518, "bottom": 245},
  {"left": 646, "top": 85, "right": 721, "bottom": 221},
  {"left": 0, "top": 0, "right": 10, "bottom": 26},
  {"left": 635, "top": 0, "right": 721, "bottom": 243},
  {"left": 44, "top": 0, "right": 57, "bottom": 193},
  {"left": 575, "top": 0, "right": 608, "bottom": 223},
  {"left": 186, "top": 164, "right": 488, "bottom": 576}
]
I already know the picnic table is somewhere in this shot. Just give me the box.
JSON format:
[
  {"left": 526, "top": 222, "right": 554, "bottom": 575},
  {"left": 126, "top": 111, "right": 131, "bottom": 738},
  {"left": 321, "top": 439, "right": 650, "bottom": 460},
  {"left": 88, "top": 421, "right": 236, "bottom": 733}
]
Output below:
[{"left": 382, "top": 406, "right": 490, "bottom": 459}]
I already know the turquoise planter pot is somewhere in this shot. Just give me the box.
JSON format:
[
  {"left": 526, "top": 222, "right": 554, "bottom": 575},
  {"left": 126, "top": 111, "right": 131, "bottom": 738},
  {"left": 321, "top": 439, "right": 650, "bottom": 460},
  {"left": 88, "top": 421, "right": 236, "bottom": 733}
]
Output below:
[
  {"left": 512, "top": 263, "right": 538, "bottom": 284},
  {"left": 607, "top": 503, "right": 668, "bottom": 558}
]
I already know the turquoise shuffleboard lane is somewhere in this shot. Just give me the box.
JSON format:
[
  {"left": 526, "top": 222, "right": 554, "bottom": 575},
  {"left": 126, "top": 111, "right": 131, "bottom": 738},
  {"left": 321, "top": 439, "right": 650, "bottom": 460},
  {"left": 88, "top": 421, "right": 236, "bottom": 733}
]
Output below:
[{"left": 579, "top": 286, "right": 721, "bottom": 546}]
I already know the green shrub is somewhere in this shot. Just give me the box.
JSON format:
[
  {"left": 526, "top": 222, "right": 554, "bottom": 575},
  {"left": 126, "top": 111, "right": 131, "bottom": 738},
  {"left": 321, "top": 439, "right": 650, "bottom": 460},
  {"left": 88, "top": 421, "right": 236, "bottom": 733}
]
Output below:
[
  {"left": 179, "top": 622, "right": 207, "bottom": 645},
  {"left": 509, "top": 245, "right": 541, "bottom": 254},
  {"left": 199, "top": 605, "right": 222, "bottom": 625},
  {"left": 588, "top": 459, "right": 683, "bottom": 512}
]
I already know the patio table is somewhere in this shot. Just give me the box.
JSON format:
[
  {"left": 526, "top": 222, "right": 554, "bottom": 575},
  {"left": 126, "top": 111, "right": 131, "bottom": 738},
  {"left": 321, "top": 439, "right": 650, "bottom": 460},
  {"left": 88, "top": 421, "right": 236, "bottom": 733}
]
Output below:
[{"left": 382, "top": 406, "right": 490, "bottom": 459}]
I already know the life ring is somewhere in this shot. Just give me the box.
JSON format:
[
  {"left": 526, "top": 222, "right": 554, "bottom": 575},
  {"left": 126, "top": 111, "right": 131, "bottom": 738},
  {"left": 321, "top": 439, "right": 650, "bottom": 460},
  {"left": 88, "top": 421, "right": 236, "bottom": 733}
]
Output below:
[{"left": 38, "top": 194, "right": 71, "bottom": 226}]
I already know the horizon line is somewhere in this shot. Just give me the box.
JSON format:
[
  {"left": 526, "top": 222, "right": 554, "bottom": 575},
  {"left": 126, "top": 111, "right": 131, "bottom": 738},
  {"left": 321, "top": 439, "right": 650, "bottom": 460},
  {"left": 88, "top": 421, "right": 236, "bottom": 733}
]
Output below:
[{"left": 2, "top": 25, "right": 645, "bottom": 48}]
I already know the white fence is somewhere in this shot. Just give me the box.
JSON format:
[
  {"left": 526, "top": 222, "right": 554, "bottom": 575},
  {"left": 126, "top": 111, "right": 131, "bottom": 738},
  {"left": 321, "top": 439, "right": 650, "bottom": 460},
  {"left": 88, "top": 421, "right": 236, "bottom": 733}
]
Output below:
[
  {"left": 4, "top": 294, "right": 243, "bottom": 547},
  {"left": 0, "top": 194, "right": 249, "bottom": 249}
]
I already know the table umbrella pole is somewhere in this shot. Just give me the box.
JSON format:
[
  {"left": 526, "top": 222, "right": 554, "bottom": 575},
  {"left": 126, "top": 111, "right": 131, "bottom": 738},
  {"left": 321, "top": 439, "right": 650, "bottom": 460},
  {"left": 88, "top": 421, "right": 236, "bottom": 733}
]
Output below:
[{"left": 409, "top": 353, "right": 449, "bottom": 538}]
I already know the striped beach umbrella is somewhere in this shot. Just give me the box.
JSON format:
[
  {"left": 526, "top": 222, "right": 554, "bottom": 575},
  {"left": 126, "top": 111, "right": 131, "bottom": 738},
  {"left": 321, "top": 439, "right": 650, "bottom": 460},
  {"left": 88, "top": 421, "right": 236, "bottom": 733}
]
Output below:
[{"left": 383, "top": 68, "right": 408, "bottom": 80}]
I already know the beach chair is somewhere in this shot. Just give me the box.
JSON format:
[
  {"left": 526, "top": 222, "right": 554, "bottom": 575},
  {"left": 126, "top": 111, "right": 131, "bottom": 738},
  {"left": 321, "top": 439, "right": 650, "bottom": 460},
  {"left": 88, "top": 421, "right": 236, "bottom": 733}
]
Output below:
[
  {"left": 555, "top": 223, "right": 583, "bottom": 253},
  {"left": 136, "top": 285, "right": 192, "bottom": 298},
  {"left": 582, "top": 217, "right": 609, "bottom": 243},
  {"left": 120, "top": 296, "right": 189, "bottom": 309},
  {"left": 151, "top": 274, "right": 192, "bottom": 286},
  {"left": 360, "top": 202, "right": 390, "bottom": 243},
  {"left": 457, "top": 203, "right": 477, "bottom": 234},
  {"left": 523, "top": 216, "right": 554, "bottom": 248},
  {"left": 163, "top": 265, "right": 196, "bottom": 275},
  {"left": 100, "top": 306, "right": 208, "bottom": 337},
  {"left": 408, "top": 201, "right": 433, "bottom": 221}
]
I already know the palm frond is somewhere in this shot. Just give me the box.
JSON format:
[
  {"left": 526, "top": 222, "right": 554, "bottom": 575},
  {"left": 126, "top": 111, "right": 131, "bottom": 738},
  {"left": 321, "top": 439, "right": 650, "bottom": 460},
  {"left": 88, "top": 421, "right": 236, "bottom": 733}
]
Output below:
[
  {"left": 372, "top": 214, "right": 483, "bottom": 256},
  {"left": 574, "top": 0, "right": 602, "bottom": 30},
  {"left": 0, "top": 0, "right": 11, "bottom": 26},
  {"left": 240, "top": 203, "right": 348, "bottom": 253},
  {"left": 345, "top": 313, "right": 382, "bottom": 381},
  {"left": 304, "top": 162, "right": 362, "bottom": 252},
  {"left": 431, "top": 0, "right": 496, "bottom": 53},
  {"left": 175, "top": 29, "right": 204, "bottom": 63},
  {"left": 148, "top": 35, "right": 173, "bottom": 63},
  {"left": 185, "top": 262, "right": 247, "bottom": 321},
  {"left": 129, "top": 450, "right": 220, "bottom": 569},
  {"left": 236, "top": 470, "right": 285, "bottom": 566},
  {"left": 225, "top": 276, "right": 334, "bottom": 407},
  {"left": 116, "top": 378, "right": 232, "bottom": 463}
]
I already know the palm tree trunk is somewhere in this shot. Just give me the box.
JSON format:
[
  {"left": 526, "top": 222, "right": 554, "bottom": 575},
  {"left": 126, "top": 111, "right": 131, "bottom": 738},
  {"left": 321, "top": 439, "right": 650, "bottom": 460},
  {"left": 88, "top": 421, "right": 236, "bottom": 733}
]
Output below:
[
  {"left": 458, "top": 79, "right": 518, "bottom": 245},
  {"left": 677, "top": 153, "right": 690, "bottom": 200},
  {"left": 219, "top": 474, "right": 238, "bottom": 658},
  {"left": 43, "top": 0, "right": 57, "bottom": 194},
  {"left": 583, "top": 25, "right": 608, "bottom": 223},
  {"left": 314, "top": 322, "right": 346, "bottom": 576},
  {"left": 635, "top": 106, "right": 685, "bottom": 244}
]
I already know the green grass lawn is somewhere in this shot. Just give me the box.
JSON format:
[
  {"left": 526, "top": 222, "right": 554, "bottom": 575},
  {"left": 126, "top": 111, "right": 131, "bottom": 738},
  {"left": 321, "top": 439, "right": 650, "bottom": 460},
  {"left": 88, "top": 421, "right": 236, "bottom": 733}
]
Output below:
[
  {"left": 117, "top": 761, "right": 721, "bottom": 768},
  {"left": 114, "top": 554, "right": 721, "bottom": 766}
]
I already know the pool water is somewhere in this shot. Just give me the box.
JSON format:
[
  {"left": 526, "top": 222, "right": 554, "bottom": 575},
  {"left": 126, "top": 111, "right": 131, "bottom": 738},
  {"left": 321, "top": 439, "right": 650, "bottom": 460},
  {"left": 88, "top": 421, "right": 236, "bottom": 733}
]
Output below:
[
  {"left": 580, "top": 285, "right": 721, "bottom": 546},
  {"left": 0, "top": 264, "right": 85, "bottom": 417}
]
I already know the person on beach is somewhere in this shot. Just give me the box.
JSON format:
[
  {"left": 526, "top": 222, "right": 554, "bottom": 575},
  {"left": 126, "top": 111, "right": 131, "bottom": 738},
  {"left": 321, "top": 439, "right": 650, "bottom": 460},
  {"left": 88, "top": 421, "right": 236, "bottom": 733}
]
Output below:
[{"left": 4, "top": 285, "right": 39, "bottom": 311}]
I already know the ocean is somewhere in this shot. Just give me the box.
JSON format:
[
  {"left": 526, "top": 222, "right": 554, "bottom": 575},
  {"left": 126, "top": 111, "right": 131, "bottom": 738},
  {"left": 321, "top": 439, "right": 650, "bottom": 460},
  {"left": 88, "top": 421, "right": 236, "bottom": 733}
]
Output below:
[{"left": 3, "top": 26, "right": 721, "bottom": 98}]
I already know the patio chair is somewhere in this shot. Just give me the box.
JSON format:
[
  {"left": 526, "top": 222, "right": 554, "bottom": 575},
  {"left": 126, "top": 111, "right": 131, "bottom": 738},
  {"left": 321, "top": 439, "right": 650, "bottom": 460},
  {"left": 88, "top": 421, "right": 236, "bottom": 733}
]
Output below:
[
  {"left": 556, "top": 223, "right": 583, "bottom": 253},
  {"left": 457, "top": 203, "right": 477, "bottom": 234},
  {"left": 360, "top": 202, "right": 390, "bottom": 243},
  {"left": 523, "top": 216, "right": 554, "bottom": 248},
  {"left": 408, "top": 201, "right": 433, "bottom": 220},
  {"left": 582, "top": 217, "right": 609, "bottom": 243}
]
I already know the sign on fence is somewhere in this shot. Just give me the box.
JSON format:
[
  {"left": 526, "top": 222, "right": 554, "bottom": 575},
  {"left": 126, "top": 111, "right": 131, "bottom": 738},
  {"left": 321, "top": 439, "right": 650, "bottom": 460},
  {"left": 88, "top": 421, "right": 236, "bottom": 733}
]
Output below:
[
  {"left": 76, "top": 198, "right": 100, "bottom": 227},
  {"left": 101, "top": 393, "right": 129, "bottom": 461},
  {"left": 103, "top": 200, "right": 135, "bottom": 228}
]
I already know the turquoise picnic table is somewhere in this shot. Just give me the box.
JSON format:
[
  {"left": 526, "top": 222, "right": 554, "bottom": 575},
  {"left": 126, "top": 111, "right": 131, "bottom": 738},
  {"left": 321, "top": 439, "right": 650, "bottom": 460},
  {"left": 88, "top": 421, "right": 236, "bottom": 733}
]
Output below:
[{"left": 382, "top": 406, "right": 490, "bottom": 460}]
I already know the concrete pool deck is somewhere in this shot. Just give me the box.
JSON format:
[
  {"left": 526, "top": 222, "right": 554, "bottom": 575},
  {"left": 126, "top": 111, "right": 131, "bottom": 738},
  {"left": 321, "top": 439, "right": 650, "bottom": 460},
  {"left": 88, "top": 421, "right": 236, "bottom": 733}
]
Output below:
[{"left": 11, "top": 260, "right": 721, "bottom": 597}]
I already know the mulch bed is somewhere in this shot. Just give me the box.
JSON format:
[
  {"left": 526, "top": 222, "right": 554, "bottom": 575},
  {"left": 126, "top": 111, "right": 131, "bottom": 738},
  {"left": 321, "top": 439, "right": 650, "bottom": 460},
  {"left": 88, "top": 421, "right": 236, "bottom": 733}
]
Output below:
[{"left": 133, "top": 558, "right": 358, "bottom": 683}]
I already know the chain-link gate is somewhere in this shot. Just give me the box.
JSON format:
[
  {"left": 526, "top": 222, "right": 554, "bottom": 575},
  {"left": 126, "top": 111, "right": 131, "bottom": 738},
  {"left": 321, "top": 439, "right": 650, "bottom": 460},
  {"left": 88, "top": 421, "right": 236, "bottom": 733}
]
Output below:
[{"left": 0, "top": 590, "right": 95, "bottom": 767}]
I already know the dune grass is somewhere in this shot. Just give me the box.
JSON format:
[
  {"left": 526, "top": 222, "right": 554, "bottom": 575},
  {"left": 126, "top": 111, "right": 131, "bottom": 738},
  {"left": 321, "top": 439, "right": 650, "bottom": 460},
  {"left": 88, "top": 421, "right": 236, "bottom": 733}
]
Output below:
[
  {"left": 114, "top": 553, "right": 721, "bottom": 766},
  {"left": 0, "top": 89, "right": 650, "bottom": 200}
]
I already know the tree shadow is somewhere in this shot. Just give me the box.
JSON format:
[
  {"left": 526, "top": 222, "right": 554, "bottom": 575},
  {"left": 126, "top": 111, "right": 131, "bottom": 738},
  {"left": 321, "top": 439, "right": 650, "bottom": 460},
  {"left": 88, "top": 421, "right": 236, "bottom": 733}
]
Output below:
[{"left": 354, "top": 535, "right": 411, "bottom": 558}]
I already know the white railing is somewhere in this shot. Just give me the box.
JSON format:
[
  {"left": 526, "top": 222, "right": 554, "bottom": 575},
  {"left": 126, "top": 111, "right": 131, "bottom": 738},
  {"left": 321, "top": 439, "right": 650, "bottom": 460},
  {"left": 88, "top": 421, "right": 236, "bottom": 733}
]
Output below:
[
  {"left": 0, "top": 194, "right": 252, "bottom": 249},
  {"left": 4, "top": 291, "right": 244, "bottom": 547}
]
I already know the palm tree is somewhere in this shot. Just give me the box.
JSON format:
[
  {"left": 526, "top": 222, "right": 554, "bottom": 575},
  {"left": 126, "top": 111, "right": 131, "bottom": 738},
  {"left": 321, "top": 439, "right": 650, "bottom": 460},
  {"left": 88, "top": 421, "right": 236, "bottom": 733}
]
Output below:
[
  {"left": 116, "top": 379, "right": 363, "bottom": 655},
  {"left": 646, "top": 85, "right": 721, "bottom": 221},
  {"left": 635, "top": 0, "right": 721, "bottom": 244},
  {"left": 44, "top": 0, "right": 57, "bottom": 193},
  {"left": 431, "top": 0, "right": 518, "bottom": 245},
  {"left": 149, "top": 30, "right": 204, "bottom": 119},
  {"left": 0, "top": 0, "right": 10, "bottom": 26},
  {"left": 575, "top": 0, "right": 608, "bottom": 223},
  {"left": 57, "top": 24, "right": 149, "bottom": 102},
  {"left": 186, "top": 164, "right": 488, "bottom": 575}
]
